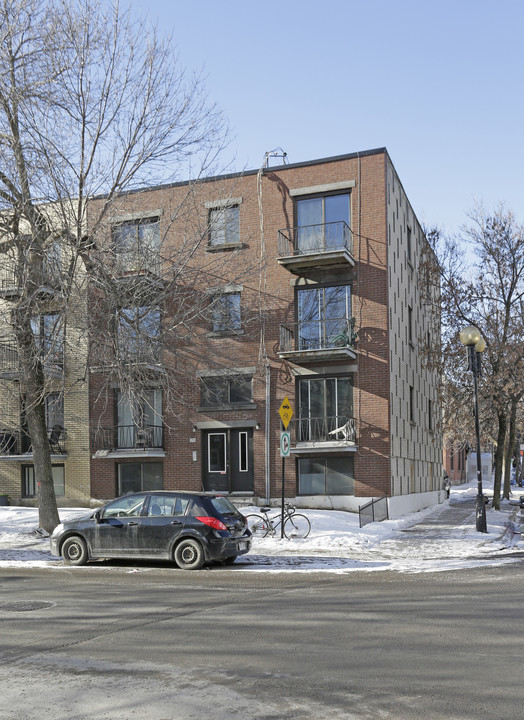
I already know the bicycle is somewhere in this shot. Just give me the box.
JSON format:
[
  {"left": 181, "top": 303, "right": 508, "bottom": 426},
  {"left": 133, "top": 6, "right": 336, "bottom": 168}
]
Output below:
[{"left": 245, "top": 503, "right": 311, "bottom": 539}]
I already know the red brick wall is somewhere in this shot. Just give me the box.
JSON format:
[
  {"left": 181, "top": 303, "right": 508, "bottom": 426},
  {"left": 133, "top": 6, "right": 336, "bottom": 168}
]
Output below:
[{"left": 87, "top": 150, "right": 393, "bottom": 501}]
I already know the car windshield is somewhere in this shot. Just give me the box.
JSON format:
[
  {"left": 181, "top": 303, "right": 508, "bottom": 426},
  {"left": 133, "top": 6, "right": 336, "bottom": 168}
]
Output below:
[
  {"left": 208, "top": 497, "right": 241, "bottom": 516},
  {"left": 102, "top": 494, "right": 147, "bottom": 518}
]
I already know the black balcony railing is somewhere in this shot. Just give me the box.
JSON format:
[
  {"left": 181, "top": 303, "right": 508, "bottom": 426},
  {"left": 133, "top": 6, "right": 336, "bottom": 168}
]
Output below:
[
  {"left": 279, "top": 317, "right": 357, "bottom": 354},
  {"left": 291, "top": 416, "right": 356, "bottom": 444},
  {"left": 92, "top": 424, "right": 164, "bottom": 452},
  {"left": 0, "top": 340, "right": 64, "bottom": 378},
  {"left": 278, "top": 221, "right": 352, "bottom": 258},
  {"left": 0, "top": 425, "right": 65, "bottom": 455}
]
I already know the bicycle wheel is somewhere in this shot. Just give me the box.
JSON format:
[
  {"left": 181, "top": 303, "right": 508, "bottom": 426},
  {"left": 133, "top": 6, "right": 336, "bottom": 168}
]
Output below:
[
  {"left": 284, "top": 513, "right": 311, "bottom": 539},
  {"left": 245, "top": 514, "right": 269, "bottom": 538}
]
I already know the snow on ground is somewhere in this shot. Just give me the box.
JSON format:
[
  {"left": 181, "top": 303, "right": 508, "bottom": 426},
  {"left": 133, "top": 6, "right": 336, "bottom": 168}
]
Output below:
[{"left": 0, "top": 477, "right": 522, "bottom": 573}]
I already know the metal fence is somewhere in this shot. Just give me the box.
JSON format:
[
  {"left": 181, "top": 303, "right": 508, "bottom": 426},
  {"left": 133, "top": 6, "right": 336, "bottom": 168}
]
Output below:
[
  {"left": 277, "top": 221, "right": 353, "bottom": 257},
  {"left": 92, "top": 424, "right": 164, "bottom": 452},
  {"left": 291, "top": 415, "right": 356, "bottom": 444},
  {"left": 279, "top": 317, "right": 357, "bottom": 354},
  {"left": 359, "top": 496, "right": 389, "bottom": 528}
]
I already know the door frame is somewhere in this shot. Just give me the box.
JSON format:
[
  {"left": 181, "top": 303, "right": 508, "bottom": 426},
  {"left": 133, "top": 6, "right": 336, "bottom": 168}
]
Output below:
[{"left": 201, "top": 427, "right": 254, "bottom": 493}]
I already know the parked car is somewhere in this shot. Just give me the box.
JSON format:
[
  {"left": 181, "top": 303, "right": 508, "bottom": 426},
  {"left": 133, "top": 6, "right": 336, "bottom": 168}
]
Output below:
[{"left": 50, "top": 491, "right": 251, "bottom": 570}]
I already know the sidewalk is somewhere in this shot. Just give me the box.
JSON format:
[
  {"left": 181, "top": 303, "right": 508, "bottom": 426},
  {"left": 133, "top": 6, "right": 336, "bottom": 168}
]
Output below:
[{"left": 366, "top": 491, "right": 523, "bottom": 573}]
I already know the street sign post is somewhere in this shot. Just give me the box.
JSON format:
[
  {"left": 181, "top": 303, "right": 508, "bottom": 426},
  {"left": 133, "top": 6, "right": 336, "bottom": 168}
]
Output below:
[{"left": 278, "top": 397, "right": 293, "bottom": 538}]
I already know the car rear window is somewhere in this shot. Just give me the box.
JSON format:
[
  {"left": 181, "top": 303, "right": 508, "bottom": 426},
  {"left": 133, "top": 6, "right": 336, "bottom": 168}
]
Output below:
[{"left": 207, "top": 497, "right": 241, "bottom": 516}]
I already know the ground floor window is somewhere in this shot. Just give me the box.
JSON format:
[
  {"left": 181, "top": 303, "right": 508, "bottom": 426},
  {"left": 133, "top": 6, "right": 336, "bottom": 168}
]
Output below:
[
  {"left": 22, "top": 464, "right": 65, "bottom": 497},
  {"left": 118, "top": 461, "right": 163, "bottom": 495},
  {"left": 298, "top": 456, "right": 354, "bottom": 495}
]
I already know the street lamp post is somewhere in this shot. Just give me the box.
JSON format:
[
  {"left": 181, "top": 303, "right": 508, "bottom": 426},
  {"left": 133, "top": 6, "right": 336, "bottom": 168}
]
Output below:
[{"left": 459, "top": 326, "right": 488, "bottom": 533}]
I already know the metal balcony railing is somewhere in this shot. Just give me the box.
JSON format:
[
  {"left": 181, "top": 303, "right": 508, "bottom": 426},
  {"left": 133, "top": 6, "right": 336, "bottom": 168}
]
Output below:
[
  {"left": 278, "top": 221, "right": 352, "bottom": 258},
  {"left": 0, "top": 339, "right": 64, "bottom": 378},
  {"left": 92, "top": 424, "right": 164, "bottom": 452},
  {"left": 0, "top": 425, "right": 65, "bottom": 455},
  {"left": 90, "top": 340, "right": 164, "bottom": 371},
  {"left": 279, "top": 317, "right": 357, "bottom": 354},
  {"left": 291, "top": 416, "right": 356, "bottom": 444},
  {"left": 0, "top": 264, "right": 61, "bottom": 295},
  {"left": 113, "top": 251, "right": 161, "bottom": 277}
]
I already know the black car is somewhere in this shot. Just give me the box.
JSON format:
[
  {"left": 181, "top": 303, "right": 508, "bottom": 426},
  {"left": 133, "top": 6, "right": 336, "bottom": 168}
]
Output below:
[{"left": 50, "top": 491, "right": 251, "bottom": 570}]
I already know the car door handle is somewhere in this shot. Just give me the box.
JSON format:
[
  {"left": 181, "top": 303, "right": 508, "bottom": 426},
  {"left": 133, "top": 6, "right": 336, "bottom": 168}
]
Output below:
[
  {"left": 128, "top": 521, "right": 138, "bottom": 526},
  {"left": 170, "top": 520, "right": 182, "bottom": 525}
]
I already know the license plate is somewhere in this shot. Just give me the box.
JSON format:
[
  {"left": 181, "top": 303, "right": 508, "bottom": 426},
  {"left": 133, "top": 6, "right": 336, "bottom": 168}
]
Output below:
[{"left": 238, "top": 541, "right": 248, "bottom": 551}]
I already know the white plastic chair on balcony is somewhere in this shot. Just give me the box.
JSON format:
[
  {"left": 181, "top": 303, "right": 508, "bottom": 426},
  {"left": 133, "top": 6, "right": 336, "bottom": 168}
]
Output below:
[{"left": 328, "top": 419, "right": 356, "bottom": 444}]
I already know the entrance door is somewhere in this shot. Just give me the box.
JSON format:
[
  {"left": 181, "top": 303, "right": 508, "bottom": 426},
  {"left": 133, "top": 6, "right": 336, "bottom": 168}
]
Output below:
[{"left": 202, "top": 428, "right": 254, "bottom": 493}]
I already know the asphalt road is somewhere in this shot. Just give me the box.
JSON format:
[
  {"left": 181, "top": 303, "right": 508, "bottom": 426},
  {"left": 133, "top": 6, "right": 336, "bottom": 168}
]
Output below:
[{"left": 1, "top": 562, "right": 523, "bottom": 719}]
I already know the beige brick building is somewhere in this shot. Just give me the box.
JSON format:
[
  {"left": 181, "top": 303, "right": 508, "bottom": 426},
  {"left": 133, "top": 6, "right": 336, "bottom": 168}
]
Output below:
[{"left": 0, "top": 147, "right": 443, "bottom": 516}]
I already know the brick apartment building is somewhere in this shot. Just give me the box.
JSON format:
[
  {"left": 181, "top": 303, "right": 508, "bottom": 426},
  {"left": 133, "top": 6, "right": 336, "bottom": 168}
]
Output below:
[{"left": 0, "top": 147, "right": 443, "bottom": 517}]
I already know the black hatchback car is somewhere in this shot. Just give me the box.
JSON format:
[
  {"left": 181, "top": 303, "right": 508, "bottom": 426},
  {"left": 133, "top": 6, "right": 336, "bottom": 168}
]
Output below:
[{"left": 50, "top": 491, "right": 251, "bottom": 570}]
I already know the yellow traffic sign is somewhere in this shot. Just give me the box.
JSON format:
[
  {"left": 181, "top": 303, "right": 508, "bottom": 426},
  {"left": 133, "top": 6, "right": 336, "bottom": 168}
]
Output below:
[{"left": 278, "top": 396, "right": 293, "bottom": 429}]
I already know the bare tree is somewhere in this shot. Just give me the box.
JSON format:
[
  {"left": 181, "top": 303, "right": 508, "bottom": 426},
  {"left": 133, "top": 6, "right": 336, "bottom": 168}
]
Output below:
[
  {"left": 0, "top": 0, "right": 231, "bottom": 532},
  {"left": 428, "top": 207, "right": 524, "bottom": 509}
]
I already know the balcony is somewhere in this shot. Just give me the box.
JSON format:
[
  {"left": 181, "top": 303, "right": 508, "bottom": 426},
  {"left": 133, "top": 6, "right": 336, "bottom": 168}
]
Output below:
[
  {"left": 278, "top": 317, "right": 357, "bottom": 364},
  {"left": 0, "top": 425, "right": 66, "bottom": 459},
  {"left": 0, "top": 340, "right": 64, "bottom": 379},
  {"left": 92, "top": 424, "right": 165, "bottom": 458},
  {"left": 290, "top": 416, "right": 357, "bottom": 454},
  {"left": 277, "top": 221, "right": 354, "bottom": 275},
  {"left": 111, "top": 252, "right": 163, "bottom": 292},
  {"left": 89, "top": 341, "right": 165, "bottom": 375},
  {"left": 0, "top": 268, "right": 60, "bottom": 300}
]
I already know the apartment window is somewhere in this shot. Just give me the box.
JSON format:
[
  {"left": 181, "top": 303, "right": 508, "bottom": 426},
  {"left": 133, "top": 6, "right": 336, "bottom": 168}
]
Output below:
[
  {"left": 45, "top": 393, "right": 64, "bottom": 429},
  {"left": 117, "top": 461, "right": 163, "bottom": 495},
  {"left": 208, "top": 205, "right": 240, "bottom": 246},
  {"left": 297, "top": 285, "right": 351, "bottom": 351},
  {"left": 113, "top": 217, "right": 160, "bottom": 273},
  {"left": 23, "top": 464, "right": 65, "bottom": 497},
  {"left": 298, "top": 376, "right": 353, "bottom": 442},
  {"left": 408, "top": 306, "right": 414, "bottom": 345},
  {"left": 201, "top": 374, "right": 252, "bottom": 407},
  {"left": 211, "top": 292, "right": 241, "bottom": 333},
  {"left": 239, "top": 431, "right": 249, "bottom": 472},
  {"left": 296, "top": 193, "right": 350, "bottom": 252},
  {"left": 117, "top": 389, "right": 162, "bottom": 448},
  {"left": 298, "top": 456, "right": 354, "bottom": 495},
  {"left": 41, "top": 239, "right": 62, "bottom": 281},
  {"left": 409, "top": 385, "right": 415, "bottom": 423},
  {"left": 116, "top": 306, "right": 161, "bottom": 361},
  {"left": 428, "top": 399, "right": 433, "bottom": 431},
  {"left": 407, "top": 226, "right": 412, "bottom": 263},
  {"left": 31, "top": 313, "right": 64, "bottom": 362}
]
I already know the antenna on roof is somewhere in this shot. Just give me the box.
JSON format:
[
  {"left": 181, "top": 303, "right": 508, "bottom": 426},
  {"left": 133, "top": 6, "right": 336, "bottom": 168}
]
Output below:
[{"left": 262, "top": 148, "right": 288, "bottom": 168}]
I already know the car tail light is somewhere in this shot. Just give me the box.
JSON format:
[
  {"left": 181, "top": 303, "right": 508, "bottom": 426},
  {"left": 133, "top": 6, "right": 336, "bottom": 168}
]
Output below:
[{"left": 196, "top": 516, "right": 227, "bottom": 531}]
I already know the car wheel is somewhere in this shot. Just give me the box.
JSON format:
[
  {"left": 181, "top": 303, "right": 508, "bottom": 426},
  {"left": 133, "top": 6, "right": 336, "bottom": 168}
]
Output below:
[
  {"left": 174, "top": 538, "right": 204, "bottom": 570},
  {"left": 61, "top": 536, "right": 88, "bottom": 566}
]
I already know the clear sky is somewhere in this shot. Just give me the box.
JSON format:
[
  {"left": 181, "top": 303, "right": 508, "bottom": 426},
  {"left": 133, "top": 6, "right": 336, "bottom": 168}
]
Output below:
[{"left": 129, "top": 0, "right": 524, "bottom": 235}]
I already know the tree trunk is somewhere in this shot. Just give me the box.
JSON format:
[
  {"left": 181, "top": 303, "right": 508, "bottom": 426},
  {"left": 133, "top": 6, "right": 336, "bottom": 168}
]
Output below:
[
  {"left": 503, "top": 399, "right": 518, "bottom": 499},
  {"left": 26, "top": 398, "right": 60, "bottom": 533},
  {"left": 492, "top": 412, "right": 507, "bottom": 510},
  {"left": 15, "top": 323, "right": 60, "bottom": 533}
]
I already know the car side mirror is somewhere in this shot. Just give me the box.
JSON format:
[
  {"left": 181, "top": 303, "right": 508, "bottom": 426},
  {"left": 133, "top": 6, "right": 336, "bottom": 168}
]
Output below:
[{"left": 94, "top": 510, "right": 102, "bottom": 524}]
